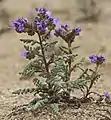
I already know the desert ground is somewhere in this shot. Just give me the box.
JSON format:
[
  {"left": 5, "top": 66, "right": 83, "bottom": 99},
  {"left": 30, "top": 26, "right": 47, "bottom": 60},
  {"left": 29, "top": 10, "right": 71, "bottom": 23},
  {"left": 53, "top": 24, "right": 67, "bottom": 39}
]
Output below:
[{"left": 0, "top": 0, "right": 111, "bottom": 119}]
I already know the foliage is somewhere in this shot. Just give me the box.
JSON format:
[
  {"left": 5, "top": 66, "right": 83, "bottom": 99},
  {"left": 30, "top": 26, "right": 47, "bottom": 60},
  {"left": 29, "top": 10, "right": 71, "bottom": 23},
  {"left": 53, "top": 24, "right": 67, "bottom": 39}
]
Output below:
[{"left": 10, "top": 7, "right": 106, "bottom": 116}]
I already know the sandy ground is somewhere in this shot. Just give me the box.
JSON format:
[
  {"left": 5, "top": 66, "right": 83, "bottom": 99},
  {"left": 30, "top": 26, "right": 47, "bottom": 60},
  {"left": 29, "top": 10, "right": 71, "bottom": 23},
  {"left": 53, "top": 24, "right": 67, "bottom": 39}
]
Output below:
[{"left": 0, "top": 0, "right": 111, "bottom": 119}]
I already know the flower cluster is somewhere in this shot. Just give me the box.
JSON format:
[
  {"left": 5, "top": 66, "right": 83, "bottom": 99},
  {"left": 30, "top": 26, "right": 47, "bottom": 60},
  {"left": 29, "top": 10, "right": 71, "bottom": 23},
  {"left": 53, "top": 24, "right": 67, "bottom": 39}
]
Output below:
[
  {"left": 11, "top": 18, "right": 28, "bottom": 33},
  {"left": 55, "top": 24, "right": 81, "bottom": 44},
  {"left": 89, "top": 54, "right": 105, "bottom": 65},
  {"left": 11, "top": 8, "right": 58, "bottom": 37},
  {"left": 11, "top": 7, "right": 81, "bottom": 45}
]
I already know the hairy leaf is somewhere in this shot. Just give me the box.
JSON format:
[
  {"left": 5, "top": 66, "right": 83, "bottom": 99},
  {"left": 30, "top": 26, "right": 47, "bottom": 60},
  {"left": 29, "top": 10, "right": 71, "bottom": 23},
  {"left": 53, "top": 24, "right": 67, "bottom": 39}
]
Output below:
[
  {"left": 20, "top": 39, "right": 40, "bottom": 45},
  {"left": 50, "top": 103, "right": 59, "bottom": 114},
  {"left": 34, "top": 99, "right": 48, "bottom": 109}
]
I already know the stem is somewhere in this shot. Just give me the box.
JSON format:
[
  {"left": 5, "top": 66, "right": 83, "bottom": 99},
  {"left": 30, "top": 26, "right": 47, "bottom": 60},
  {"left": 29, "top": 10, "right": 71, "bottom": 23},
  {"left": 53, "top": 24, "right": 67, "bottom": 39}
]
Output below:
[
  {"left": 85, "top": 64, "right": 99, "bottom": 98},
  {"left": 89, "top": 91, "right": 102, "bottom": 97},
  {"left": 37, "top": 32, "right": 49, "bottom": 74},
  {"left": 68, "top": 41, "right": 72, "bottom": 80}
]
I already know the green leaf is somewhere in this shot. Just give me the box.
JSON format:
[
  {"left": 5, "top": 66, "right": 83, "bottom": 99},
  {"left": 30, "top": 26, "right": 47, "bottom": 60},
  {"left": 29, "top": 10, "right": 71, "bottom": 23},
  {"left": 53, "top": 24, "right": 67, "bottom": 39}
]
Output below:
[
  {"left": 59, "top": 46, "right": 68, "bottom": 54},
  {"left": 34, "top": 99, "right": 48, "bottom": 109},
  {"left": 20, "top": 39, "right": 40, "bottom": 45},
  {"left": 12, "top": 88, "right": 36, "bottom": 95},
  {"left": 24, "top": 45, "right": 29, "bottom": 51},
  {"left": 43, "top": 41, "right": 58, "bottom": 52},
  {"left": 50, "top": 103, "right": 59, "bottom": 114},
  {"left": 19, "top": 59, "right": 44, "bottom": 80},
  {"left": 50, "top": 41, "right": 58, "bottom": 46},
  {"left": 52, "top": 84, "right": 61, "bottom": 93},
  {"left": 70, "top": 79, "right": 89, "bottom": 89},
  {"left": 12, "top": 89, "right": 22, "bottom": 95},
  {"left": 71, "top": 46, "right": 80, "bottom": 50},
  {"left": 29, "top": 98, "right": 39, "bottom": 106}
]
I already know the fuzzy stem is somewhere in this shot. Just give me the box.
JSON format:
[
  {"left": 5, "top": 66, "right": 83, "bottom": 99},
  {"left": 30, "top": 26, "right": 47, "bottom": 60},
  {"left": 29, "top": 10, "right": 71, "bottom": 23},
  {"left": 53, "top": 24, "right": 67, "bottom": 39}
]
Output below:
[
  {"left": 67, "top": 41, "right": 72, "bottom": 80},
  {"left": 37, "top": 33, "right": 49, "bottom": 73},
  {"left": 85, "top": 64, "right": 99, "bottom": 98}
]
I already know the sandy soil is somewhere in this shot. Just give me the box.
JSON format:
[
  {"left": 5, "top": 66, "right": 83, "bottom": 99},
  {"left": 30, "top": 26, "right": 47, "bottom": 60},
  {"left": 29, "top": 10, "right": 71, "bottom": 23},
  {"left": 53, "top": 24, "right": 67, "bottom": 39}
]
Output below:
[{"left": 0, "top": 0, "right": 111, "bottom": 119}]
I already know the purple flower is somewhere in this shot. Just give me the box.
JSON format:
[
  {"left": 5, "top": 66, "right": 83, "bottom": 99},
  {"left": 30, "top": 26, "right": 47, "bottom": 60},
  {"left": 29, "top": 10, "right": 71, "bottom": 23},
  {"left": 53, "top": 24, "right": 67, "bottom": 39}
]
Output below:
[
  {"left": 38, "top": 24, "right": 43, "bottom": 31},
  {"left": 35, "top": 8, "right": 39, "bottom": 11},
  {"left": 11, "top": 18, "right": 28, "bottom": 32},
  {"left": 34, "top": 8, "right": 58, "bottom": 31},
  {"left": 97, "top": 56, "right": 105, "bottom": 62},
  {"left": 35, "top": 8, "right": 47, "bottom": 13},
  {"left": 89, "top": 55, "right": 105, "bottom": 64},
  {"left": 61, "top": 24, "right": 68, "bottom": 29},
  {"left": 41, "top": 21, "right": 46, "bottom": 28},
  {"left": 48, "top": 17, "right": 53, "bottom": 22},
  {"left": 72, "top": 27, "right": 81, "bottom": 36},
  {"left": 104, "top": 92, "right": 110, "bottom": 98},
  {"left": 53, "top": 17, "right": 58, "bottom": 25},
  {"left": 33, "top": 18, "right": 47, "bottom": 32},
  {"left": 46, "top": 11, "right": 52, "bottom": 18},
  {"left": 54, "top": 28, "right": 61, "bottom": 36},
  {"left": 89, "top": 55, "right": 97, "bottom": 63},
  {"left": 48, "top": 17, "right": 58, "bottom": 25},
  {"left": 37, "top": 21, "right": 47, "bottom": 32},
  {"left": 21, "top": 50, "right": 27, "bottom": 57},
  {"left": 33, "top": 17, "right": 38, "bottom": 24}
]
